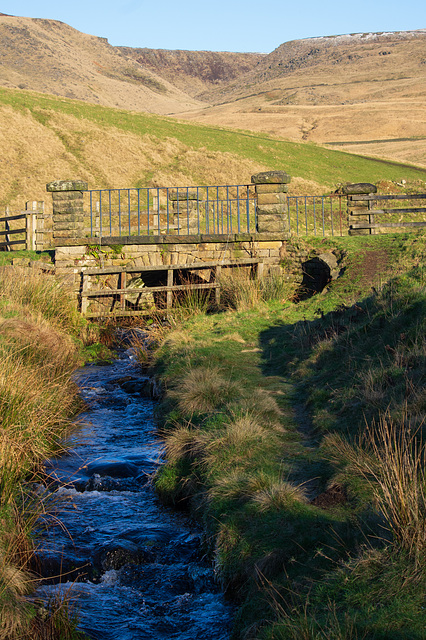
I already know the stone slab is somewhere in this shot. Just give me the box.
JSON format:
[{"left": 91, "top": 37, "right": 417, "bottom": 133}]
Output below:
[
  {"left": 52, "top": 192, "right": 85, "bottom": 202},
  {"left": 256, "top": 204, "right": 288, "bottom": 215},
  {"left": 52, "top": 203, "right": 84, "bottom": 215},
  {"left": 258, "top": 241, "right": 283, "bottom": 250},
  {"left": 257, "top": 192, "right": 287, "bottom": 205},
  {"left": 255, "top": 184, "right": 289, "bottom": 194},
  {"left": 53, "top": 222, "right": 85, "bottom": 231},
  {"left": 53, "top": 214, "right": 84, "bottom": 223},
  {"left": 53, "top": 230, "right": 84, "bottom": 238},
  {"left": 47, "top": 180, "right": 88, "bottom": 192},
  {"left": 257, "top": 220, "right": 288, "bottom": 233},
  {"left": 251, "top": 171, "right": 291, "bottom": 185},
  {"left": 234, "top": 233, "right": 254, "bottom": 242},
  {"left": 342, "top": 183, "right": 377, "bottom": 195},
  {"left": 168, "top": 189, "right": 198, "bottom": 201}
]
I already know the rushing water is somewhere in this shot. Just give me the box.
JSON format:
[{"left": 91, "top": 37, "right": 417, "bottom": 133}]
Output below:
[{"left": 35, "top": 345, "right": 232, "bottom": 640}]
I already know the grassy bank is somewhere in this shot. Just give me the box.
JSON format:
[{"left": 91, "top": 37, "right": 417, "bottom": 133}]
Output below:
[
  {"left": 146, "top": 231, "right": 426, "bottom": 639},
  {"left": 1, "top": 85, "right": 426, "bottom": 211},
  {"left": 0, "top": 261, "right": 102, "bottom": 639}
]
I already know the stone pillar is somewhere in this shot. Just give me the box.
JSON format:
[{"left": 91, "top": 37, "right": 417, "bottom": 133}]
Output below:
[
  {"left": 343, "top": 183, "right": 377, "bottom": 235},
  {"left": 169, "top": 189, "right": 199, "bottom": 234},
  {"left": 251, "top": 170, "right": 291, "bottom": 234},
  {"left": 46, "top": 179, "right": 88, "bottom": 243}
]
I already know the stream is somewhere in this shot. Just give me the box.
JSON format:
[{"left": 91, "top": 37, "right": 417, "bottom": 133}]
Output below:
[{"left": 35, "top": 342, "right": 232, "bottom": 640}]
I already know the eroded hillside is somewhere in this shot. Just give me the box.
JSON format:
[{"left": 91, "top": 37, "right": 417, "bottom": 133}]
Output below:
[{"left": 118, "top": 48, "right": 263, "bottom": 98}]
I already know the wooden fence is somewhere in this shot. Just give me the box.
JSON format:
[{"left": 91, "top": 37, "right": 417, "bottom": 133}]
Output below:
[
  {"left": 348, "top": 193, "right": 426, "bottom": 235},
  {"left": 0, "top": 202, "right": 45, "bottom": 251},
  {"left": 80, "top": 258, "right": 261, "bottom": 318}
]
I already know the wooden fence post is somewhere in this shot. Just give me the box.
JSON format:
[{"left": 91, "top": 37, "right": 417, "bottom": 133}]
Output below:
[
  {"left": 25, "top": 211, "right": 35, "bottom": 250},
  {"left": 167, "top": 269, "right": 173, "bottom": 309},
  {"left": 25, "top": 201, "right": 45, "bottom": 251},
  {"left": 215, "top": 265, "right": 222, "bottom": 305},
  {"left": 4, "top": 206, "right": 10, "bottom": 252}
]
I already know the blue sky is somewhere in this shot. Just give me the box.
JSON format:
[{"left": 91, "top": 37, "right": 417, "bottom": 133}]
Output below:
[{"left": 1, "top": 0, "right": 425, "bottom": 52}]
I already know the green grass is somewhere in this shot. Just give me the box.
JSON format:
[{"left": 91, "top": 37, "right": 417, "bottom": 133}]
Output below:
[
  {"left": 1, "top": 86, "right": 426, "bottom": 188},
  {"left": 149, "top": 231, "right": 426, "bottom": 638},
  {"left": 0, "top": 249, "right": 54, "bottom": 266}
]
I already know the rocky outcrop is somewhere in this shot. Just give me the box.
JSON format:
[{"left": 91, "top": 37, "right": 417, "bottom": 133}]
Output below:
[{"left": 118, "top": 47, "right": 263, "bottom": 98}]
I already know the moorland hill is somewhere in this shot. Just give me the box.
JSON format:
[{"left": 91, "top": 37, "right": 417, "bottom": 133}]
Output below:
[{"left": 0, "top": 14, "right": 425, "bottom": 184}]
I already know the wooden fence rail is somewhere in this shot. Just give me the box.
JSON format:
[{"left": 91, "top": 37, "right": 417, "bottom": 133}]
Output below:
[
  {"left": 0, "top": 203, "right": 45, "bottom": 251},
  {"left": 80, "top": 258, "right": 261, "bottom": 318},
  {"left": 348, "top": 193, "right": 426, "bottom": 235}
]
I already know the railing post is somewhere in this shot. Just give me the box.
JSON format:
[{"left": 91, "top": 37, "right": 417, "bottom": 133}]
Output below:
[
  {"left": 251, "top": 171, "right": 291, "bottom": 234},
  {"left": 46, "top": 180, "right": 88, "bottom": 244},
  {"left": 343, "top": 183, "right": 377, "bottom": 235}
]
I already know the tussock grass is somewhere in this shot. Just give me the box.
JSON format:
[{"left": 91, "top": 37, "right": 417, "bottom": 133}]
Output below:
[
  {"left": 216, "top": 413, "right": 270, "bottom": 448},
  {"left": 163, "top": 425, "right": 208, "bottom": 464},
  {"left": 169, "top": 365, "right": 242, "bottom": 415},
  {"left": 207, "top": 469, "right": 271, "bottom": 502},
  {"left": 251, "top": 480, "right": 308, "bottom": 512},
  {"left": 0, "top": 266, "right": 83, "bottom": 335}
]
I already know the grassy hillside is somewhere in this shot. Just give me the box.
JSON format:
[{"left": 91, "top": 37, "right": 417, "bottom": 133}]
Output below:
[
  {"left": 147, "top": 231, "right": 426, "bottom": 639},
  {"left": 1, "top": 86, "right": 426, "bottom": 213}
]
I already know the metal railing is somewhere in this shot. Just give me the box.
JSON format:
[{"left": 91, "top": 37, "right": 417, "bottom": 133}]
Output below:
[
  {"left": 287, "top": 194, "right": 345, "bottom": 237},
  {"left": 87, "top": 187, "right": 426, "bottom": 239},
  {"left": 87, "top": 185, "right": 257, "bottom": 237}
]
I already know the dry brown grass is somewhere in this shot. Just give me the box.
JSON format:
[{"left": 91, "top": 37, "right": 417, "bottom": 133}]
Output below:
[
  {"left": 218, "top": 267, "right": 295, "bottom": 311},
  {"left": 0, "top": 267, "right": 82, "bottom": 334},
  {"left": 325, "top": 414, "right": 426, "bottom": 565},
  {"left": 0, "top": 317, "right": 80, "bottom": 377},
  {"left": 163, "top": 425, "right": 209, "bottom": 464},
  {"left": 0, "top": 558, "right": 32, "bottom": 640},
  {"left": 0, "top": 15, "right": 202, "bottom": 115},
  {"left": 0, "top": 104, "right": 269, "bottom": 211},
  {"left": 179, "top": 33, "right": 426, "bottom": 166}
]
